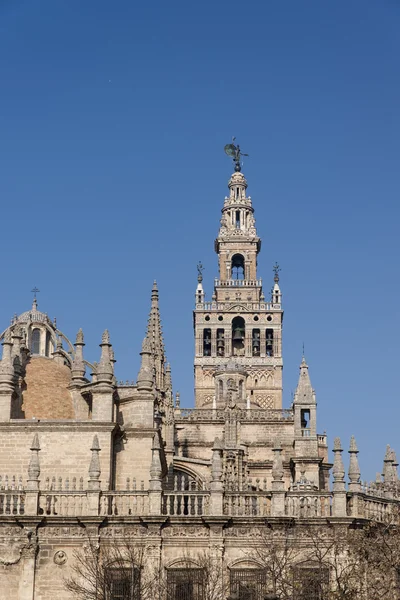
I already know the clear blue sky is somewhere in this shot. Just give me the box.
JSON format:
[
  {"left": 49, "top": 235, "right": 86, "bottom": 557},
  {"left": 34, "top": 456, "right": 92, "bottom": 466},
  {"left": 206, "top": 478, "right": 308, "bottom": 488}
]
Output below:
[{"left": 1, "top": 1, "right": 399, "bottom": 481}]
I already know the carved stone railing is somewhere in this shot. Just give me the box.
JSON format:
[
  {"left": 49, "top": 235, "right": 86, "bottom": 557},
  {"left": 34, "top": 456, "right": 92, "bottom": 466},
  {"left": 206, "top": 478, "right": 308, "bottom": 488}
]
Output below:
[
  {"left": 39, "top": 491, "right": 88, "bottom": 516},
  {"left": 214, "top": 279, "right": 263, "bottom": 288},
  {"left": 176, "top": 408, "right": 294, "bottom": 423},
  {"left": 100, "top": 492, "right": 149, "bottom": 516},
  {"left": 0, "top": 475, "right": 25, "bottom": 515},
  {"left": 285, "top": 493, "right": 332, "bottom": 518},
  {"left": 347, "top": 493, "right": 391, "bottom": 521},
  {"left": 161, "top": 491, "right": 210, "bottom": 517},
  {"left": 223, "top": 492, "right": 271, "bottom": 517}
]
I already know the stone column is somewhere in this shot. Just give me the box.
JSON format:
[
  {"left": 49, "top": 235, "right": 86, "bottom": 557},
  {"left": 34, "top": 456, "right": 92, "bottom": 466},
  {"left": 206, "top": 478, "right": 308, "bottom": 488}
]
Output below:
[
  {"left": 271, "top": 440, "right": 285, "bottom": 517},
  {"left": 25, "top": 434, "right": 40, "bottom": 516},
  {"left": 332, "top": 437, "right": 347, "bottom": 517},
  {"left": 210, "top": 438, "right": 224, "bottom": 516},
  {"left": 348, "top": 436, "right": 362, "bottom": 517},
  {"left": 149, "top": 432, "right": 162, "bottom": 515},
  {"left": 87, "top": 435, "right": 101, "bottom": 516}
]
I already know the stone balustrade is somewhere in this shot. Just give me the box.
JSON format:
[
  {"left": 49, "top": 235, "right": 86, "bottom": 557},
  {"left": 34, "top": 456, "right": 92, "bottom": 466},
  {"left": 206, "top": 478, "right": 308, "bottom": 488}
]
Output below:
[
  {"left": 2, "top": 473, "right": 399, "bottom": 521},
  {"left": 223, "top": 492, "right": 271, "bottom": 517},
  {"left": 176, "top": 408, "right": 294, "bottom": 422},
  {"left": 285, "top": 493, "right": 332, "bottom": 518}
]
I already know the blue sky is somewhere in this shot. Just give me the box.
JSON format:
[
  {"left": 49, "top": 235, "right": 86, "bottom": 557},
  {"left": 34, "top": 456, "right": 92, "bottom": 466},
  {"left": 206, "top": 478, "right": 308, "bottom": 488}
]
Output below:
[{"left": 0, "top": 1, "right": 399, "bottom": 481}]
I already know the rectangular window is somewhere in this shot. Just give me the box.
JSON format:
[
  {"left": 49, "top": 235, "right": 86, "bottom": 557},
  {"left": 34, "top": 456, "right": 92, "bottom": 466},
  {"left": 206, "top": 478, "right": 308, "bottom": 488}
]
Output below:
[
  {"left": 203, "top": 329, "right": 211, "bottom": 357},
  {"left": 106, "top": 567, "right": 140, "bottom": 600},
  {"left": 167, "top": 568, "right": 205, "bottom": 600},
  {"left": 230, "top": 569, "right": 268, "bottom": 600},
  {"left": 293, "top": 566, "right": 329, "bottom": 600}
]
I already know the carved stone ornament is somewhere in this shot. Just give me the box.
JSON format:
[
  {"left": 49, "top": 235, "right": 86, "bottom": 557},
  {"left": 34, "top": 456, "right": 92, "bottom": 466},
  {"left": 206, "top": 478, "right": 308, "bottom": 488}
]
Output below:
[
  {"left": 163, "top": 526, "right": 209, "bottom": 538},
  {"left": 0, "top": 526, "right": 36, "bottom": 566},
  {"left": 54, "top": 550, "right": 68, "bottom": 565}
]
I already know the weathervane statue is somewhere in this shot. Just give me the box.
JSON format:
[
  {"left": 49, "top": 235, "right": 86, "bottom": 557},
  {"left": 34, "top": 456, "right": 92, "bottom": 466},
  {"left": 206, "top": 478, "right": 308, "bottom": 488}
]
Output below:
[{"left": 224, "top": 137, "right": 249, "bottom": 172}]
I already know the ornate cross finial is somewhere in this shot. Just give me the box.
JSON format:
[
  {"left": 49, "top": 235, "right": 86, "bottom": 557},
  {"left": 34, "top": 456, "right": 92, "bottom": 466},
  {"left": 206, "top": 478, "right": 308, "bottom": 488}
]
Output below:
[
  {"left": 273, "top": 263, "right": 281, "bottom": 283},
  {"left": 31, "top": 287, "right": 40, "bottom": 300},
  {"left": 197, "top": 261, "right": 204, "bottom": 283}
]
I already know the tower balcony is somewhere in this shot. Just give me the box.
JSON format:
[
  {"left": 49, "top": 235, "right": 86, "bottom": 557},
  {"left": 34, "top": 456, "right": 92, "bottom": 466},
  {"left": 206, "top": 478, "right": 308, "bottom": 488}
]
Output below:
[{"left": 214, "top": 278, "right": 263, "bottom": 287}]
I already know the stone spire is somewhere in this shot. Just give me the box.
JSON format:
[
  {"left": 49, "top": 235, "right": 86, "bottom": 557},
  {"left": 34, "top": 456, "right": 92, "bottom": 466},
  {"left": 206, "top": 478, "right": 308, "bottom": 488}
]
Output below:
[
  {"left": 348, "top": 436, "right": 361, "bottom": 492},
  {"left": 391, "top": 449, "right": 399, "bottom": 481},
  {"left": 294, "top": 356, "right": 315, "bottom": 405},
  {"left": 271, "top": 263, "right": 282, "bottom": 306},
  {"left": 11, "top": 324, "right": 23, "bottom": 376},
  {"left": 332, "top": 437, "right": 345, "bottom": 492},
  {"left": 382, "top": 445, "right": 395, "bottom": 484},
  {"left": 146, "top": 281, "right": 166, "bottom": 392},
  {"left": 71, "top": 328, "right": 86, "bottom": 382},
  {"left": 137, "top": 336, "right": 154, "bottom": 392},
  {"left": 96, "top": 330, "right": 114, "bottom": 383}
]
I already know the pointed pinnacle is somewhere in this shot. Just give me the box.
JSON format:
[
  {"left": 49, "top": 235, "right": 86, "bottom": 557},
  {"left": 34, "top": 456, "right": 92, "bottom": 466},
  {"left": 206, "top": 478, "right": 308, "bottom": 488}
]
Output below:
[
  {"left": 75, "top": 328, "right": 84, "bottom": 345},
  {"left": 101, "top": 329, "right": 110, "bottom": 344},
  {"left": 91, "top": 435, "right": 101, "bottom": 451},
  {"left": 333, "top": 437, "right": 342, "bottom": 451},
  {"left": 349, "top": 436, "right": 358, "bottom": 453},
  {"left": 31, "top": 433, "right": 41, "bottom": 451}
]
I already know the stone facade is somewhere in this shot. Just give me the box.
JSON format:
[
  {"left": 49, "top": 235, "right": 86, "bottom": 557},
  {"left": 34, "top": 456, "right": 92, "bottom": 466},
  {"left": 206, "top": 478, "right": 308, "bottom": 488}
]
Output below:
[{"left": 0, "top": 166, "right": 398, "bottom": 599}]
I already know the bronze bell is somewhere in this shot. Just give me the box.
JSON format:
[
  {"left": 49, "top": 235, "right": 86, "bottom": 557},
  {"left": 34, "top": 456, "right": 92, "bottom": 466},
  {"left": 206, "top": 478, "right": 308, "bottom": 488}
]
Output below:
[{"left": 233, "top": 327, "right": 244, "bottom": 341}]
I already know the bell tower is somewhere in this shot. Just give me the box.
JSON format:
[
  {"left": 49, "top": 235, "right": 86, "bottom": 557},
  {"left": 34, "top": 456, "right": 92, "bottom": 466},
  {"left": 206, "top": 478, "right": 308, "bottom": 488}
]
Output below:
[{"left": 193, "top": 164, "right": 283, "bottom": 410}]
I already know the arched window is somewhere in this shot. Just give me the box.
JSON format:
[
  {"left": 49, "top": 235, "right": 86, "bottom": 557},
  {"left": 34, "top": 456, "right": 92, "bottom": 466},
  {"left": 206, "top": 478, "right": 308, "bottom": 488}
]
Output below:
[
  {"left": 238, "top": 380, "right": 243, "bottom": 400},
  {"left": 31, "top": 329, "right": 41, "bottom": 355},
  {"left": 232, "top": 317, "right": 245, "bottom": 356},
  {"left": 231, "top": 254, "right": 245, "bottom": 280}
]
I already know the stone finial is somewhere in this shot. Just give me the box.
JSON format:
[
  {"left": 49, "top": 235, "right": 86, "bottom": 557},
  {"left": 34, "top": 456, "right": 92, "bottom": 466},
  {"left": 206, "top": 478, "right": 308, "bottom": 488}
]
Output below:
[
  {"left": 348, "top": 436, "right": 361, "bottom": 492},
  {"left": 96, "top": 330, "right": 113, "bottom": 383},
  {"left": 71, "top": 329, "right": 86, "bottom": 382},
  {"left": 332, "top": 437, "right": 345, "bottom": 491},
  {"left": 149, "top": 432, "right": 162, "bottom": 490},
  {"left": 175, "top": 391, "right": 180, "bottom": 408},
  {"left": 27, "top": 434, "right": 41, "bottom": 489},
  {"left": 75, "top": 328, "right": 84, "bottom": 345},
  {"left": 88, "top": 435, "right": 101, "bottom": 488},
  {"left": 137, "top": 336, "right": 154, "bottom": 392}
]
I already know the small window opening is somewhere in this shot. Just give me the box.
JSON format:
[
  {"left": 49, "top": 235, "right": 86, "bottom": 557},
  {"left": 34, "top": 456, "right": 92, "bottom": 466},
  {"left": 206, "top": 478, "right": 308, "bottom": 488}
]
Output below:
[
  {"left": 266, "top": 329, "right": 274, "bottom": 356},
  {"left": 45, "top": 331, "right": 51, "bottom": 357},
  {"left": 231, "top": 254, "right": 245, "bottom": 280},
  {"left": 216, "top": 329, "right": 225, "bottom": 357},
  {"left": 106, "top": 566, "right": 141, "bottom": 600},
  {"left": 236, "top": 186, "right": 240, "bottom": 199},
  {"left": 301, "top": 409, "right": 311, "bottom": 437},
  {"left": 203, "top": 329, "right": 211, "bottom": 357},
  {"left": 235, "top": 210, "right": 241, "bottom": 229},
  {"left": 232, "top": 316, "right": 245, "bottom": 357},
  {"left": 31, "top": 329, "right": 41, "bottom": 355},
  {"left": 238, "top": 379, "right": 243, "bottom": 400},
  {"left": 252, "top": 328, "right": 260, "bottom": 356}
]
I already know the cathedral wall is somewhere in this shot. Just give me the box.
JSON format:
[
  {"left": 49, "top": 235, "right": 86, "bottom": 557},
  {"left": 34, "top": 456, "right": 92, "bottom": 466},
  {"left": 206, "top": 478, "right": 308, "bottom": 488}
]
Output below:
[
  {"left": 114, "top": 429, "right": 154, "bottom": 489},
  {"left": 0, "top": 424, "right": 113, "bottom": 488}
]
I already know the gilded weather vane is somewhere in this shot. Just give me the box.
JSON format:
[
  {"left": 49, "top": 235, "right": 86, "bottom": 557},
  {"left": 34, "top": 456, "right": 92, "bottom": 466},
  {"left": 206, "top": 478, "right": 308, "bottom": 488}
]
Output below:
[
  {"left": 273, "top": 263, "right": 281, "bottom": 283},
  {"left": 224, "top": 137, "right": 249, "bottom": 172}
]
